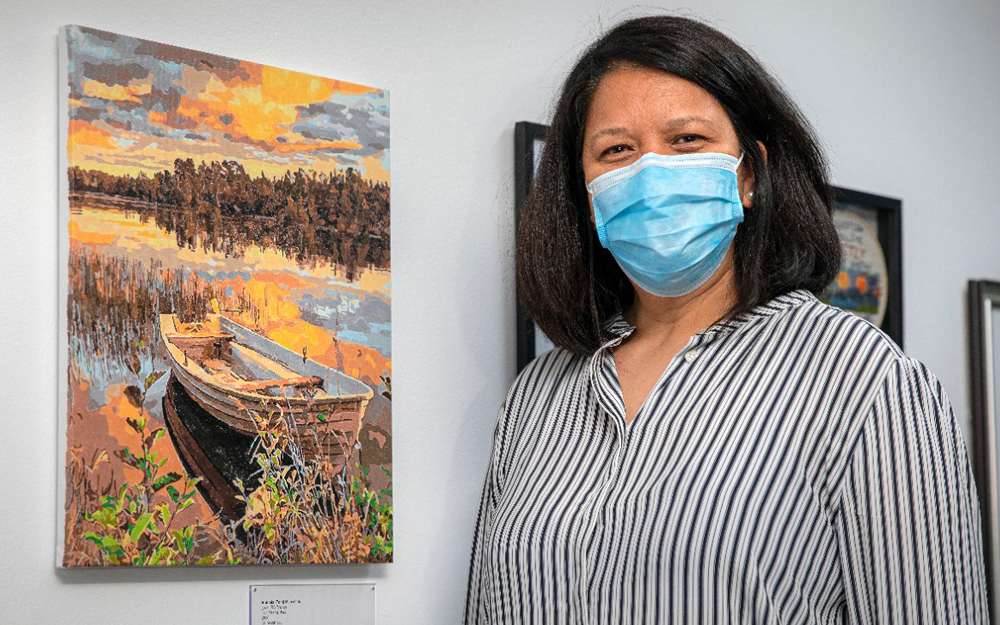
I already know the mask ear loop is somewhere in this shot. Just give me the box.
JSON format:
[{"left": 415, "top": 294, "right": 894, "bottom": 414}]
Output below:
[{"left": 735, "top": 151, "right": 753, "bottom": 207}]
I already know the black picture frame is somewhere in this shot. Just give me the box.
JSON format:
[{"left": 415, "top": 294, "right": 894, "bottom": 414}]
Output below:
[
  {"left": 513, "top": 121, "right": 905, "bottom": 372},
  {"left": 969, "top": 279, "right": 1000, "bottom": 623},
  {"left": 514, "top": 121, "right": 550, "bottom": 372}
]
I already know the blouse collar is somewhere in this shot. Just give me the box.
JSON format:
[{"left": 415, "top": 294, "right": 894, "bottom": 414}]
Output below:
[{"left": 602, "top": 288, "right": 817, "bottom": 349}]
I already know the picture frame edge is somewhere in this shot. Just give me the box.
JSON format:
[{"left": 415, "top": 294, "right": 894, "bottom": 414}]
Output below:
[
  {"left": 514, "top": 122, "right": 547, "bottom": 373},
  {"left": 969, "top": 278, "right": 1000, "bottom": 623}
]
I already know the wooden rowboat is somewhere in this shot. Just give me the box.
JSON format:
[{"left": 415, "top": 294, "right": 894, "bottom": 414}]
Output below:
[{"left": 159, "top": 312, "right": 373, "bottom": 469}]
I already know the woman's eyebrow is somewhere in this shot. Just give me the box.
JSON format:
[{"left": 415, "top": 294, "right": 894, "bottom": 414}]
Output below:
[
  {"left": 587, "top": 116, "right": 716, "bottom": 144},
  {"left": 663, "top": 115, "right": 714, "bottom": 131},
  {"left": 587, "top": 127, "right": 629, "bottom": 144}
]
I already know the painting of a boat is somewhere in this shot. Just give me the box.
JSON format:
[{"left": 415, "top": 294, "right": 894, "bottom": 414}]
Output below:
[
  {"left": 60, "top": 25, "right": 393, "bottom": 567},
  {"left": 159, "top": 309, "right": 374, "bottom": 470}
]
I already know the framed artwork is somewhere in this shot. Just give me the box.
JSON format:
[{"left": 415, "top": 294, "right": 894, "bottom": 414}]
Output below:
[
  {"left": 58, "top": 26, "right": 392, "bottom": 567},
  {"left": 969, "top": 279, "right": 1000, "bottom": 621},
  {"left": 820, "top": 188, "right": 904, "bottom": 348}
]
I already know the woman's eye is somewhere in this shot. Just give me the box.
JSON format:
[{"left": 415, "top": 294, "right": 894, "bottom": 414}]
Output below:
[
  {"left": 600, "top": 144, "right": 630, "bottom": 157},
  {"left": 677, "top": 134, "right": 702, "bottom": 144}
]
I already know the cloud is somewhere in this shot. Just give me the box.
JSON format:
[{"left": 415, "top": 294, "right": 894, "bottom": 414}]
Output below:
[
  {"left": 80, "top": 60, "right": 151, "bottom": 87},
  {"left": 70, "top": 107, "right": 104, "bottom": 123},
  {"left": 293, "top": 91, "right": 390, "bottom": 156},
  {"left": 133, "top": 38, "right": 252, "bottom": 84}
]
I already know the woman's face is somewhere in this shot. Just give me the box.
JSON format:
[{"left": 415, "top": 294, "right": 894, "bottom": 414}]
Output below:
[{"left": 581, "top": 64, "right": 755, "bottom": 208}]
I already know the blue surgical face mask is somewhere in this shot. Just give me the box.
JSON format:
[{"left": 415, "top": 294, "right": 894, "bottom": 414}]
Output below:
[{"left": 586, "top": 151, "right": 745, "bottom": 297}]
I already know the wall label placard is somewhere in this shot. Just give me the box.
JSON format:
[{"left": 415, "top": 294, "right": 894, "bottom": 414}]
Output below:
[{"left": 250, "top": 583, "right": 376, "bottom": 625}]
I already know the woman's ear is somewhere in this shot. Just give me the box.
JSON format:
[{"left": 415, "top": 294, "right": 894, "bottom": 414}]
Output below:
[{"left": 740, "top": 141, "right": 767, "bottom": 209}]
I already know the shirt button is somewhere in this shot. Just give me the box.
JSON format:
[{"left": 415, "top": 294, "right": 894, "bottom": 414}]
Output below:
[{"left": 684, "top": 348, "right": 702, "bottom": 363}]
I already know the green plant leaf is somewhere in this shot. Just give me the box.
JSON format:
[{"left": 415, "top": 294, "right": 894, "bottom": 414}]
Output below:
[
  {"left": 91, "top": 509, "right": 118, "bottom": 528},
  {"left": 153, "top": 472, "right": 182, "bottom": 492},
  {"left": 100, "top": 535, "right": 123, "bottom": 556},
  {"left": 159, "top": 504, "right": 171, "bottom": 527},
  {"left": 130, "top": 512, "right": 154, "bottom": 543},
  {"left": 149, "top": 547, "right": 168, "bottom": 566}
]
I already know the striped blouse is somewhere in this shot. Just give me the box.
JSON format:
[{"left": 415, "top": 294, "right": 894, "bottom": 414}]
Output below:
[{"left": 464, "top": 290, "right": 988, "bottom": 624}]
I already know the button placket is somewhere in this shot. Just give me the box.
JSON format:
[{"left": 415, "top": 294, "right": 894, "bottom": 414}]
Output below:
[{"left": 580, "top": 367, "right": 628, "bottom": 616}]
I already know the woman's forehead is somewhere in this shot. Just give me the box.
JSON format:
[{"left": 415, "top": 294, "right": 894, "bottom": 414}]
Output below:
[{"left": 584, "top": 67, "right": 731, "bottom": 139}]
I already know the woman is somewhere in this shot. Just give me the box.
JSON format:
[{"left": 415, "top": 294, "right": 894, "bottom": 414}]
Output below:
[{"left": 465, "top": 15, "right": 987, "bottom": 625}]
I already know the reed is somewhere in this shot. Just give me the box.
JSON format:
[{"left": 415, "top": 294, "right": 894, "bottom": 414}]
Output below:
[
  {"left": 68, "top": 243, "right": 260, "bottom": 386},
  {"left": 220, "top": 405, "right": 393, "bottom": 564}
]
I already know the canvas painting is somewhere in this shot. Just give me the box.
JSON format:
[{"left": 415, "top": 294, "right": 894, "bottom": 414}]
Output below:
[{"left": 57, "top": 26, "right": 392, "bottom": 567}]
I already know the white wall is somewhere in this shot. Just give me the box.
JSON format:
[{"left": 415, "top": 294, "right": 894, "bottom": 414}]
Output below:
[{"left": 1, "top": 0, "right": 998, "bottom": 622}]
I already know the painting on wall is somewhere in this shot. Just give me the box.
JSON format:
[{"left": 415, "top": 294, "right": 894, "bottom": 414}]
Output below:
[
  {"left": 57, "top": 25, "right": 392, "bottom": 567},
  {"left": 819, "top": 188, "right": 903, "bottom": 348}
]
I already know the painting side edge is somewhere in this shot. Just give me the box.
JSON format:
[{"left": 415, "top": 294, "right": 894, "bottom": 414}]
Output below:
[{"left": 56, "top": 24, "right": 71, "bottom": 569}]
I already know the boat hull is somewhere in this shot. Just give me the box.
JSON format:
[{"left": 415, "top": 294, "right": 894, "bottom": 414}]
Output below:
[{"left": 159, "top": 314, "right": 374, "bottom": 468}]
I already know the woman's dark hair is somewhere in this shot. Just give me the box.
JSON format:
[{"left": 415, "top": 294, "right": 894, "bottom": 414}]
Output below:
[{"left": 516, "top": 15, "right": 841, "bottom": 356}]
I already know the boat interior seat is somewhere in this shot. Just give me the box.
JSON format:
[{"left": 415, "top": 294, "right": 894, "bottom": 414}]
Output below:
[{"left": 230, "top": 342, "right": 304, "bottom": 383}]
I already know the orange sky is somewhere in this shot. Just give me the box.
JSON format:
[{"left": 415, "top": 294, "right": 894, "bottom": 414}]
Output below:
[{"left": 66, "top": 26, "right": 390, "bottom": 184}]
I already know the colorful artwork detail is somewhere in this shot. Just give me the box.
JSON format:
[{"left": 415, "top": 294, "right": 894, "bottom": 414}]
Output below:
[
  {"left": 58, "top": 25, "right": 392, "bottom": 567},
  {"left": 819, "top": 209, "right": 888, "bottom": 327}
]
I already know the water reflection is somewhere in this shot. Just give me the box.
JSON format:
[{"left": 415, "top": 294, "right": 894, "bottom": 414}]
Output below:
[
  {"left": 162, "top": 375, "right": 258, "bottom": 521},
  {"left": 75, "top": 193, "right": 389, "bottom": 279}
]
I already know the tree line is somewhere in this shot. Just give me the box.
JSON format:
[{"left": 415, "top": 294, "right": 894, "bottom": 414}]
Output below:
[{"left": 69, "top": 159, "right": 390, "bottom": 271}]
